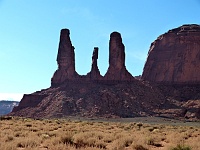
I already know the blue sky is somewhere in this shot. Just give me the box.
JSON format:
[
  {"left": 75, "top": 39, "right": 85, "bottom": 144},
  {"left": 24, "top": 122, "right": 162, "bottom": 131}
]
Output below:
[{"left": 0, "top": 0, "right": 200, "bottom": 101}]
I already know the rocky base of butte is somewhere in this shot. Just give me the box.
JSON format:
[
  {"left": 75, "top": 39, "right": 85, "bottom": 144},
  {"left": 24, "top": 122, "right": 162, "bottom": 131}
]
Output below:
[{"left": 10, "top": 24, "right": 200, "bottom": 120}]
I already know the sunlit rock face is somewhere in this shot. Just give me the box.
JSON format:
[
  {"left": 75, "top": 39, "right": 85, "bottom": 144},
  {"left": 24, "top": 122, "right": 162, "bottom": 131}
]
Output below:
[
  {"left": 104, "top": 32, "right": 134, "bottom": 81},
  {"left": 142, "top": 24, "right": 200, "bottom": 84}
]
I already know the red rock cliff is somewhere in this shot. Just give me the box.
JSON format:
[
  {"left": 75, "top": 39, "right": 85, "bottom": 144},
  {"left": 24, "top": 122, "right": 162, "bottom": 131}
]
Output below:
[
  {"left": 51, "top": 29, "right": 134, "bottom": 85},
  {"left": 142, "top": 24, "right": 200, "bottom": 84},
  {"left": 86, "top": 47, "right": 103, "bottom": 80},
  {"left": 104, "top": 32, "right": 134, "bottom": 81},
  {"left": 10, "top": 27, "right": 200, "bottom": 120},
  {"left": 51, "top": 29, "right": 78, "bottom": 85}
]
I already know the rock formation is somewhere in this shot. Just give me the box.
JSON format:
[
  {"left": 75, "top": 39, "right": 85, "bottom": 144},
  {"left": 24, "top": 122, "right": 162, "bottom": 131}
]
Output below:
[
  {"left": 86, "top": 47, "right": 102, "bottom": 80},
  {"left": 104, "top": 32, "right": 134, "bottom": 81},
  {"left": 51, "top": 29, "right": 78, "bottom": 85},
  {"left": 52, "top": 29, "right": 134, "bottom": 85},
  {"left": 10, "top": 25, "right": 200, "bottom": 120},
  {"left": 12, "top": 94, "right": 47, "bottom": 112},
  {"left": 142, "top": 24, "right": 200, "bottom": 84}
]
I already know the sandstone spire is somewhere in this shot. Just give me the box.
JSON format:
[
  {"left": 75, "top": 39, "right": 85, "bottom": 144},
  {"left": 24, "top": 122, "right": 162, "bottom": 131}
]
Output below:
[
  {"left": 104, "top": 32, "right": 134, "bottom": 81},
  {"left": 142, "top": 24, "right": 200, "bottom": 84},
  {"left": 86, "top": 47, "right": 102, "bottom": 80},
  {"left": 57, "top": 29, "right": 75, "bottom": 71},
  {"left": 51, "top": 29, "right": 77, "bottom": 85}
]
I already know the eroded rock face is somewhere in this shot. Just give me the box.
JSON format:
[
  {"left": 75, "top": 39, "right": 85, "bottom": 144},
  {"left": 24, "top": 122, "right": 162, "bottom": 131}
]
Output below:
[
  {"left": 10, "top": 26, "right": 200, "bottom": 120},
  {"left": 12, "top": 94, "right": 47, "bottom": 112},
  {"left": 142, "top": 24, "right": 200, "bottom": 84},
  {"left": 86, "top": 47, "right": 102, "bottom": 80},
  {"left": 51, "top": 29, "right": 78, "bottom": 85},
  {"left": 51, "top": 29, "right": 134, "bottom": 85},
  {"left": 104, "top": 32, "right": 134, "bottom": 81}
]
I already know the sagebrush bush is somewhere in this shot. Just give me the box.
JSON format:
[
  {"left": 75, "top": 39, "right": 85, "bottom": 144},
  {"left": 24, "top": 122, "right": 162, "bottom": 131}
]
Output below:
[
  {"left": 133, "top": 144, "right": 148, "bottom": 150},
  {"left": 171, "top": 144, "right": 191, "bottom": 150},
  {"left": 60, "top": 132, "right": 74, "bottom": 144}
]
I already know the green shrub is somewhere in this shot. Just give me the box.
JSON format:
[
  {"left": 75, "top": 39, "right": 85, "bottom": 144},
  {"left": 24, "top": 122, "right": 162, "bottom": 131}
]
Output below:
[{"left": 171, "top": 144, "right": 191, "bottom": 150}]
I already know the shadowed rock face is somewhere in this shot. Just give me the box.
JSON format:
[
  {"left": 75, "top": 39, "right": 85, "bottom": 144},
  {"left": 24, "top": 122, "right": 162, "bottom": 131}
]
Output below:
[
  {"left": 52, "top": 29, "right": 134, "bottom": 86},
  {"left": 51, "top": 29, "right": 78, "bottom": 85},
  {"left": 12, "top": 94, "right": 47, "bottom": 112},
  {"left": 57, "top": 29, "right": 75, "bottom": 70},
  {"left": 142, "top": 24, "right": 200, "bottom": 84},
  {"left": 104, "top": 32, "right": 134, "bottom": 81},
  {"left": 86, "top": 47, "right": 102, "bottom": 80}
]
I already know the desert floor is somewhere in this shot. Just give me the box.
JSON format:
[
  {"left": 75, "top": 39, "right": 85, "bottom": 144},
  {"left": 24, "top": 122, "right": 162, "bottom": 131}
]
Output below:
[{"left": 0, "top": 116, "right": 199, "bottom": 150}]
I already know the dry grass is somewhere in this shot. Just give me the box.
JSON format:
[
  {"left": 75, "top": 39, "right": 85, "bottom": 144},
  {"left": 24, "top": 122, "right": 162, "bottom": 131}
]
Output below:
[{"left": 0, "top": 117, "right": 199, "bottom": 150}]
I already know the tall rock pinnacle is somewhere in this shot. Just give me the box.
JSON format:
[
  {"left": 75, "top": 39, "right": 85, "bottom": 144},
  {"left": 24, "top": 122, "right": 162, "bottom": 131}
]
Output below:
[
  {"left": 86, "top": 47, "right": 102, "bottom": 80},
  {"left": 51, "top": 29, "right": 135, "bottom": 85},
  {"left": 142, "top": 24, "right": 200, "bottom": 84},
  {"left": 57, "top": 29, "right": 75, "bottom": 71},
  {"left": 104, "top": 32, "right": 134, "bottom": 81},
  {"left": 51, "top": 29, "right": 77, "bottom": 85}
]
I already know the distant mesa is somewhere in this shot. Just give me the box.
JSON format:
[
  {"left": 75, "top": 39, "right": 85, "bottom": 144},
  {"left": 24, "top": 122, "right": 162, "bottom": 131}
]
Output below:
[
  {"left": 142, "top": 24, "right": 200, "bottom": 84},
  {"left": 51, "top": 29, "right": 135, "bottom": 86},
  {"left": 0, "top": 101, "right": 19, "bottom": 116}
]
